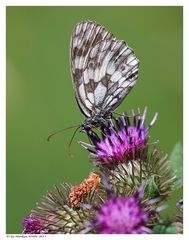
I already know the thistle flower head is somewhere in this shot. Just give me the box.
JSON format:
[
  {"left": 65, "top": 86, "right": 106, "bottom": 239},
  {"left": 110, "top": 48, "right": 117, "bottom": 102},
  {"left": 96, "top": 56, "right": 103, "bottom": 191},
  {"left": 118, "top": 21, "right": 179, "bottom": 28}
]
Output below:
[
  {"left": 80, "top": 107, "right": 158, "bottom": 168},
  {"left": 22, "top": 172, "right": 102, "bottom": 234},
  {"left": 23, "top": 215, "right": 49, "bottom": 234},
  {"left": 95, "top": 196, "right": 149, "bottom": 234},
  {"left": 86, "top": 183, "right": 161, "bottom": 234}
]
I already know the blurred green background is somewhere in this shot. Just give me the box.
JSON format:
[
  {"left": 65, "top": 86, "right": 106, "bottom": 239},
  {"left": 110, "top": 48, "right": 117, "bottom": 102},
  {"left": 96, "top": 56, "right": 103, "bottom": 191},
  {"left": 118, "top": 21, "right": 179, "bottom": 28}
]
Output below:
[{"left": 6, "top": 6, "right": 183, "bottom": 233}]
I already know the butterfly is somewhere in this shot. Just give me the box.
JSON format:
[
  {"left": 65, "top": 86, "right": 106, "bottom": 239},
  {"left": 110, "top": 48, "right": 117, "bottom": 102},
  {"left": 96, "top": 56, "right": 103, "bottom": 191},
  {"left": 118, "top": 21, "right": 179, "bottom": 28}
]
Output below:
[
  {"left": 70, "top": 20, "right": 139, "bottom": 132},
  {"left": 47, "top": 20, "right": 139, "bottom": 142}
]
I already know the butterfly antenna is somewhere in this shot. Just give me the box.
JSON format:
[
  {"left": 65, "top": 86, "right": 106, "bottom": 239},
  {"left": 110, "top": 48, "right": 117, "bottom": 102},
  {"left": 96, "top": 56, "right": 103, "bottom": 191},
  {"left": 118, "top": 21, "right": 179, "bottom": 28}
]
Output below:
[
  {"left": 68, "top": 125, "right": 81, "bottom": 157},
  {"left": 47, "top": 125, "right": 80, "bottom": 141},
  {"left": 113, "top": 111, "right": 124, "bottom": 117}
]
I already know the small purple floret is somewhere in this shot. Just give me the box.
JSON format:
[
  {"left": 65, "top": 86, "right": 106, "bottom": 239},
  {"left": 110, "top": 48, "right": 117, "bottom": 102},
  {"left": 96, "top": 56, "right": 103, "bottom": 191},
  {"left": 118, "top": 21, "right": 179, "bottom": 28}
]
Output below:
[{"left": 23, "top": 215, "right": 49, "bottom": 234}]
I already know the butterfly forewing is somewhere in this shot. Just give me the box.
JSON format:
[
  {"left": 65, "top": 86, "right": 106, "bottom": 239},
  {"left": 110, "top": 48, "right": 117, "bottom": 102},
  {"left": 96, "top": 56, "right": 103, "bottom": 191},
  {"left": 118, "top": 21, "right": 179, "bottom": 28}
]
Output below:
[{"left": 70, "top": 20, "right": 139, "bottom": 126}]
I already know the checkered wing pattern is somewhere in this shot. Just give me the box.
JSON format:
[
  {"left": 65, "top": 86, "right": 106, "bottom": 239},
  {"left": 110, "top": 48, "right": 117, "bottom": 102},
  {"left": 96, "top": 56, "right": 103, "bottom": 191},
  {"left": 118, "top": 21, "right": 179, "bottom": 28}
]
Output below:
[{"left": 70, "top": 20, "right": 139, "bottom": 118}]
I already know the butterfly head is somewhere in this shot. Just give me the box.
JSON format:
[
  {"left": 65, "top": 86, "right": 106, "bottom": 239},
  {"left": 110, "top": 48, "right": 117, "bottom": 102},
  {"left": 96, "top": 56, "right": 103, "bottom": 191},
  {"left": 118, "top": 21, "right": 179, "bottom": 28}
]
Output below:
[{"left": 81, "top": 111, "right": 112, "bottom": 132}]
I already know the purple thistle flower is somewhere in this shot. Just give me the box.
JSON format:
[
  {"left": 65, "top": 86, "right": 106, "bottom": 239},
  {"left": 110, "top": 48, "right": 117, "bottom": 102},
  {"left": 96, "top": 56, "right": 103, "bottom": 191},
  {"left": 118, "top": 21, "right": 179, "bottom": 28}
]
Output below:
[
  {"left": 23, "top": 215, "right": 49, "bottom": 234},
  {"left": 79, "top": 107, "right": 158, "bottom": 168},
  {"left": 84, "top": 182, "right": 161, "bottom": 234},
  {"left": 94, "top": 195, "right": 151, "bottom": 234},
  {"left": 79, "top": 181, "right": 166, "bottom": 234}
]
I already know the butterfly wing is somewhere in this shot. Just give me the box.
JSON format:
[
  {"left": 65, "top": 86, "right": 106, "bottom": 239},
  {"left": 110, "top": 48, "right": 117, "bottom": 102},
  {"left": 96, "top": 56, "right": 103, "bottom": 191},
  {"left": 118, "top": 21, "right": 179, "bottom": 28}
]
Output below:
[
  {"left": 70, "top": 20, "right": 115, "bottom": 117},
  {"left": 85, "top": 39, "right": 139, "bottom": 112},
  {"left": 70, "top": 20, "right": 139, "bottom": 117}
]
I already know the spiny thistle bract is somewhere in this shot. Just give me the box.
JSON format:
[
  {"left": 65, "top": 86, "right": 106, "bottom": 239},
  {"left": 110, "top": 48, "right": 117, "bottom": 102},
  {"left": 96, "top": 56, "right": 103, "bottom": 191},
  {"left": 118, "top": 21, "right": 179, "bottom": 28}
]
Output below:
[{"left": 22, "top": 108, "right": 182, "bottom": 234}]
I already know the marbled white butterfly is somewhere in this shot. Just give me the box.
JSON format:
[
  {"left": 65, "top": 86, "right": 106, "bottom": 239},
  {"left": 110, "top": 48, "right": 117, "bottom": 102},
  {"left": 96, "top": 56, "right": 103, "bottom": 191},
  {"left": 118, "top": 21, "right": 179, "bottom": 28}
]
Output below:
[
  {"left": 71, "top": 20, "right": 139, "bottom": 131},
  {"left": 48, "top": 20, "right": 139, "bottom": 141}
]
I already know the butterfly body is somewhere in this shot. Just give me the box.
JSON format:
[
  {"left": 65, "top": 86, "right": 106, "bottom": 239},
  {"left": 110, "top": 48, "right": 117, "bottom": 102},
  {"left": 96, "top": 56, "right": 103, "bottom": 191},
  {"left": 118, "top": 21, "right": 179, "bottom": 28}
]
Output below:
[
  {"left": 70, "top": 20, "right": 139, "bottom": 131},
  {"left": 82, "top": 110, "right": 112, "bottom": 131}
]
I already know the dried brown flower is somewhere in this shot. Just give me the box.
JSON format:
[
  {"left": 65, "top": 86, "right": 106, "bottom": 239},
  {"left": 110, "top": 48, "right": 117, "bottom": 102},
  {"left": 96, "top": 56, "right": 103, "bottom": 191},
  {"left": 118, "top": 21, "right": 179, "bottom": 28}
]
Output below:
[{"left": 68, "top": 172, "right": 101, "bottom": 207}]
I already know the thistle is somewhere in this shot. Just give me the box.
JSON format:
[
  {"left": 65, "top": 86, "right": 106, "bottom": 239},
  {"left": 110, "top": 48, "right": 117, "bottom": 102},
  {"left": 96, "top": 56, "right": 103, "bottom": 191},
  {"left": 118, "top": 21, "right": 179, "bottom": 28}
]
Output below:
[
  {"left": 23, "top": 215, "right": 49, "bottom": 234},
  {"left": 80, "top": 107, "right": 156, "bottom": 168},
  {"left": 22, "top": 108, "right": 182, "bottom": 234},
  {"left": 81, "top": 182, "right": 165, "bottom": 234},
  {"left": 94, "top": 195, "right": 150, "bottom": 234},
  {"left": 80, "top": 108, "right": 176, "bottom": 199},
  {"left": 23, "top": 172, "right": 102, "bottom": 234}
]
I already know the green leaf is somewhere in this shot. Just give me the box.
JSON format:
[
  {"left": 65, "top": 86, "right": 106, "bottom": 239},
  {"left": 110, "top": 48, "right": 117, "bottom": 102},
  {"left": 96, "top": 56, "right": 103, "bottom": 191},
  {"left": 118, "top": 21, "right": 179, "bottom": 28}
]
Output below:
[
  {"left": 153, "top": 223, "right": 177, "bottom": 234},
  {"left": 145, "top": 175, "right": 160, "bottom": 198},
  {"left": 169, "top": 142, "right": 183, "bottom": 189}
]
